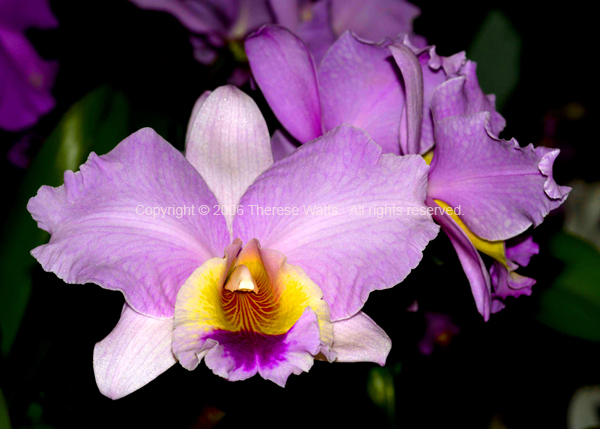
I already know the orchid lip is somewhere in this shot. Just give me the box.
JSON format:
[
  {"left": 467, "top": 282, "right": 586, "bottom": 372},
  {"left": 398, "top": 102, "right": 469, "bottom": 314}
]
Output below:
[
  {"left": 174, "top": 238, "right": 333, "bottom": 340},
  {"left": 172, "top": 238, "right": 335, "bottom": 381}
]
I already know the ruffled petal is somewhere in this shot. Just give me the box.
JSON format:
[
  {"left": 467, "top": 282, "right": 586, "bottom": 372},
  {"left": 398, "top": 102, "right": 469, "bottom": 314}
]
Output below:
[
  {"left": 201, "top": 308, "right": 321, "bottom": 386},
  {"left": 428, "top": 198, "right": 491, "bottom": 320},
  {"left": 234, "top": 125, "right": 439, "bottom": 321},
  {"left": 257, "top": 307, "right": 321, "bottom": 386},
  {"left": 506, "top": 235, "right": 539, "bottom": 267},
  {"left": 93, "top": 304, "right": 176, "bottom": 400},
  {"left": 246, "top": 25, "right": 322, "bottom": 143},
  {"left": 185, "top": 86, "right": 273, "bottom": 232},
  {"left": 491, "top": 263, "right": 535, "bottom": 302},
  {"left": 402, "top": 41, "right": 505, "bottom": 155},
  {"left": 538, "top": 146, "right": 571, "bottom": 200},
  {"left": 331, "top": 311, "right": 391, "bottom": 366},
  {"left": 490, "top": 264, "right": 535, "bottom": 314},
  {"left": 28, "top": 128, "right": 230, "bottom": 318},
  {"left": 490, "top": 236, "right": 539, "bottom": 313},
  {"left": 429, "top": 61, "right": 505, "bottom": 136},
  {"left": 409, "top": 44, "right": 465, "bottom": 155},
  {"left": 427, "top": 112, "right": 570, "bottom": 241},
  {"left": 319, "top": 32, "right": 404, "bottom": 155}
]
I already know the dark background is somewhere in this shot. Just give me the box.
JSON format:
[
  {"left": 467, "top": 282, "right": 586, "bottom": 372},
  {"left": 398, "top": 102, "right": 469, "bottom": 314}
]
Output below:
[{"left": 1, "top": 1, "right": 597, "bottom": 428}]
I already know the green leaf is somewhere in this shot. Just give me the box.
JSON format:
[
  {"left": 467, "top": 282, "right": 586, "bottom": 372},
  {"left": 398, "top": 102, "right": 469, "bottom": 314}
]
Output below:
[
  {"left": 0, "top": 86, "right": 130, "bottom": 356},
  {"left": 537, "top": 231, "right": 600, "bottom": 342},
  {"left": 367, "top": 367, "right": 396, "bottom": 428},
  {"left": 467, "top": 10, "right": 521, "bottom": 112},
  {"left": 0, "top": 387, "right": 11, "bottom": 429}
]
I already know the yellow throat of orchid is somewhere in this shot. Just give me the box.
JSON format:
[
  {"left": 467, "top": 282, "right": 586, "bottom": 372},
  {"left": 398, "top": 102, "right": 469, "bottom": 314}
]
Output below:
[{"left": 174, "top": 239, "right": 333, "bottom": 341}]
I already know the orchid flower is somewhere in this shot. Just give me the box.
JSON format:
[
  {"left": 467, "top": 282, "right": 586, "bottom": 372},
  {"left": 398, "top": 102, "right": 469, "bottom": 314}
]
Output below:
[
  {"left": 276, "top": 0, "right": 424, "bottom": 64},
  {"left": 246, "top": 25, "right": 500, "bottom": 157},
  {"left": 27, "top": 85, "right": 438, "bottom": 399},
  {"left": 423, "top": 78, "right": 569, "bottom": 318},
  {"left": 129, "top": 0, "right": 422, "bottom": 71},
  {"left": 246, "top": 25, "right": 570, "bottom": 319},
  {"left": 0, "top": 0, "right": 58, "bottom": 131}
]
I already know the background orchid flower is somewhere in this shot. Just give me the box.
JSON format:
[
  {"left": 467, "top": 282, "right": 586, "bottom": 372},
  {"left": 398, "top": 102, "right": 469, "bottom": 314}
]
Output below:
[
  {"left": 417, "top": 311, "right": 459, "bottom": 356},
  {"left": 424, "top": 79, "right": 570, "bottom": 319},
  {"left": 247, "top": 25, "right": 570, "bottom": 320},
  {"left": 276, "top": 0, "right": 425, "bottom": 65},
  {"left": 0, "top": 0, "right": 58, "bottom": 131},
  {"left": 246, "top": 25, "right": 493, "bottom": 158},
  {"left": 390, "top": 37, "right": 569, "bottom": 319},
  {"left": 129, "top": 0, "right": 273, "bottom": 66},
  {"left": 27, "top": 85, "right": 438, "bottom": 399},
  {"left": 129, "top": 0, "right": 422, "bottom": 74}
]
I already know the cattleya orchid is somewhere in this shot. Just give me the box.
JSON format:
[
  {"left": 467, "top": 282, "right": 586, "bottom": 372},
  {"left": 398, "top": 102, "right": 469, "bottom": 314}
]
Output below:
[
  {"left": 129, "top": 0, "right": 422, "bottom": 72},
  {"left": 246, "top": 25, "right": 500, "bottom": 157},
  {"left": 0, "top": 0, "right": 58, "bottom": 131},
  {"left": 418, "top": 70, "right": 569, "bottom": 318},
  {"left": 247, "top": 25, "right": 570, "bottom": 319},
  {"left": 27, "top": 85, "right": 438, "bottom": 398}
]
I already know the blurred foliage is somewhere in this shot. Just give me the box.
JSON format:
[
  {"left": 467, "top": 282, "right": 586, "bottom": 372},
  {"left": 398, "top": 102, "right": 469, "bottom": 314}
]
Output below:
[
  {"left": 467, "top": 10, "right": 521, "bottom": 112},
  {"left": 0, "top": 387, "right": 11, "bottom": 429},
  {"left": 0, "top": 87, "right": 130, "bottom": 356},
  {"left": 537, "top": 231, "right": 600, "bottom": 342},
  {"left": 367, "top": 365, "right": 401, "bottom": 428}
]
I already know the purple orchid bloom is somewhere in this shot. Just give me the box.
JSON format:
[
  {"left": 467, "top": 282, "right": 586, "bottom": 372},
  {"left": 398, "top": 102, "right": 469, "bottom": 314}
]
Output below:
[
  {"left": 28, "top": 85, "right": 438, "bottom": 399},
  {"left": 0, "top": 0, "right": 58, "bottom": 132},
  {"left": 246, "top": 25, "right": 570, "bottom": 320},
  {"left": 246, "top": 26, "right": 449, "bottom": 158},
  {"left": 129, "top": 0, "right": 422, "bottom": 71},
  {"left": 246, "top": 26, "right": 495, "bottom": 157},
  {"left": 424, "top": 83, "right": 569, "bottom": 319},
  {"left": 489, "top": 236, "right": 539, "bottom": 313},
  {"left": 279, "top": 0, "right": 424, "bottom": 65},
  {"left": 130, "top": 0, "right": 273, "bottom": 66}
]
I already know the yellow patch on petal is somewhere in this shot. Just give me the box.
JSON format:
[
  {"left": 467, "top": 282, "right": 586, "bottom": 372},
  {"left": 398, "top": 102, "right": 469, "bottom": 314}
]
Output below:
[
  {"left": 434, "top": 199, "right": 509, "bottom": 268},
  {"left": 422, "top": 149, "right": 434, "bottom": 165},
  {"left": 264, "top": 250, "right": 333, "bottom": 347},
  {"left": 174, "top": 255, "right": 238, "bottom": 334},
  {"left": 174, "top": 240, "right": 332, "bottom": 344}
]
